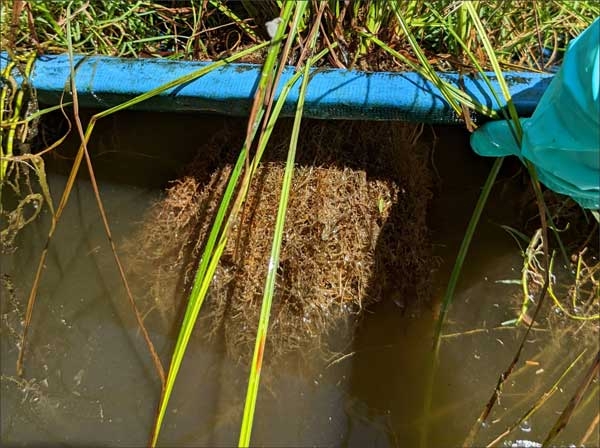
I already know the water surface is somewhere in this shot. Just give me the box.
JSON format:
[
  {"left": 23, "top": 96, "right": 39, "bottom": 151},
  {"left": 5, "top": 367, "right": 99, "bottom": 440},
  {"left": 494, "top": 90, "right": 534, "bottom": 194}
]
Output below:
[{"left": 1, "top": 111, "right": 597, "bottom": 447}]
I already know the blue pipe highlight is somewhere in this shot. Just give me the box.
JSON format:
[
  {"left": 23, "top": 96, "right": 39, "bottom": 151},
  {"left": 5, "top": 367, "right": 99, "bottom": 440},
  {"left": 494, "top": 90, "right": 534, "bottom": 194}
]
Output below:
[{"left": 1, "top": 52, "right": 552, "bottom": 123}]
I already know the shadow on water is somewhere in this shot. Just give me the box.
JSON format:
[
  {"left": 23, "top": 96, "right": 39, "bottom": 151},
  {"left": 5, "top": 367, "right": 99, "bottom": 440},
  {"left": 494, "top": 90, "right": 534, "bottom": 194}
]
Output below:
[
  {"left": 1, "top": 110, "right": 598, "bottom": 447},
  {"left": 347, "top": 127, "right": 520, "bottom": 447}
]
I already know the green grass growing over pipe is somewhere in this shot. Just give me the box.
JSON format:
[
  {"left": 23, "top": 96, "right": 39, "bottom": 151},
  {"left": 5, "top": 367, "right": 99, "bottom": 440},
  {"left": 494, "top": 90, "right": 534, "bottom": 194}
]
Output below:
[{"left": 5, "top": 1, "right": 598, "bottom": 68}]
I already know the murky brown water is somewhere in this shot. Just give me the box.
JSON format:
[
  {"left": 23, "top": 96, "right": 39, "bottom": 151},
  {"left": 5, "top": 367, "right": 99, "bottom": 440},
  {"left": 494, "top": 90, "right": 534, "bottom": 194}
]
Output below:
[{"left": 1, "top": 111, "right": 598, "bottom": 447}]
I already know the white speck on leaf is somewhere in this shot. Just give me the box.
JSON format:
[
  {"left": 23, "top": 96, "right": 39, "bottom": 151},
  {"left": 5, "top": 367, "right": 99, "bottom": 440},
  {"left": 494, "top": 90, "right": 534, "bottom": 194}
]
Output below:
[{"left": 266, "top": 17, "right": 282, "bottom": 39}]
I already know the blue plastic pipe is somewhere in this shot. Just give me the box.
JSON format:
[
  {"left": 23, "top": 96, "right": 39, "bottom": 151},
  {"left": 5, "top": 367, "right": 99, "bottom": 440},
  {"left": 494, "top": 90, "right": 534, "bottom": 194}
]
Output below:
[{"left": 1, "top": 52, "right": 553, "bottom": 123}]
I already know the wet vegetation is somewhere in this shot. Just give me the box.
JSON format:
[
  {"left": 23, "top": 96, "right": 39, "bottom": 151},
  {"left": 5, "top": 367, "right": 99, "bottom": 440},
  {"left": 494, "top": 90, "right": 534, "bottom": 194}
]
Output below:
[
  {"left": 1, "top": 1, "right": 599, "bottom": 447},
  {"left": 124, "top": 121, "right": 432, "bottom": 362}
]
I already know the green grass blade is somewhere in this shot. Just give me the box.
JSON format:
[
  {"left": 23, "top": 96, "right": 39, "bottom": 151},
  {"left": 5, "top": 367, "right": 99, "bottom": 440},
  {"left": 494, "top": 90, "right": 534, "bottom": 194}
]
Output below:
[
  {"left": 246, "top": 48, "right": 333, "bottom": 180},
  {"left": 428, "top": 8, "right": 513, "bottom": 122},
  {"left": 0, "top": 102, "right": 74, "bottom": 128},
  {"left": 389, "top": 2, "right": 463, "bottom": 117},
  {"left": 464, "top": 4, "right": 569, "bottom": 267},
  {"left": 421, "top": 157, "right": 504, "bottom": 448},
  {"left": 464, "top": 1, "right": 522, "bottom": 139},
  {"left": 434, "top": 158, "right": 504, "bottom": 341},
  {"left": 209, "top": 0, "right": 259, "bottom": 42},
  {"left": 421, "top": 7, "right": 531, "bottom": 446},
  {"left": 94, "top": 40, "right": 272, "bottom": 121},
  {"left": 238, "top": 34, "right": 320, "bottom": 448},
  {"left": 188, "top": 2, "right": 298, "bottom": 315},
  {"left": 0, "top": 60, "right": 16, "bottom": 179},
  {"left": 361, "top": 31, "right": 498, "bottom": 118},
  {"left": 149, "top": 5, "right": 302, "bottom": 445},
  {"left": 1, "top": 53, "right": 36, "bottom": 181}
]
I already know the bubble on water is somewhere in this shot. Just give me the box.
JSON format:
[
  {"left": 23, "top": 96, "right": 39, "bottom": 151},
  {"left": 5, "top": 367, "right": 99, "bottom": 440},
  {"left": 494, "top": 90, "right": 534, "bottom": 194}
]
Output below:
[
  {"left": 573, "top": 306, "right": 582, "bottom": 315},
  {"left": 553, "top": 307, "right": 564, "bottom": 317},
  {"left": 507, "top": 440, "right": 542, "bottom": 448},
  {"left": 519, "top": 420, "right": 532, "bottom": 433}
]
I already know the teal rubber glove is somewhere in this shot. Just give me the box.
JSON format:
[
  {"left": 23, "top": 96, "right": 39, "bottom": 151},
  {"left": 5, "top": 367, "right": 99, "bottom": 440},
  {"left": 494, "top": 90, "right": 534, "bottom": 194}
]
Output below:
[{"left": 471, "top": 18, "right": 600, "bottom": 210}]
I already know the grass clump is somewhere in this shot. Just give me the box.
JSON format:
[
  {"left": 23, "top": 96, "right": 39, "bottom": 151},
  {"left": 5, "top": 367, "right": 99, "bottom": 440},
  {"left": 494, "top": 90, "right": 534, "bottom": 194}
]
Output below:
[
  {"left": 124, "top": 120, "right": 433, "bottom": 363},
  {"left": 3, "top": 0, "right": 598, "bottom": 70}
]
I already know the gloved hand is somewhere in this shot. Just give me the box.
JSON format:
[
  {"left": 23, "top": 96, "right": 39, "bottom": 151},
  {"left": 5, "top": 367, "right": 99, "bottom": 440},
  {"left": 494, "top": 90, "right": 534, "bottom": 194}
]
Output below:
[{"left": 470, "top": 18, "right": 600, "bottom": 210}]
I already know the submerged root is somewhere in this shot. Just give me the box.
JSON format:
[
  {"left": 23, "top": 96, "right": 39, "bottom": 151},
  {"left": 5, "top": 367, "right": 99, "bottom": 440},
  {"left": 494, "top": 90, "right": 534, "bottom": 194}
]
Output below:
[
  {"left": 0, "top": 161, "right": 48, "bottom": 254},
  {"left": 1, "top": 54, "right": 48, "bottom": 254},
  {"left": 516, "top": 226, "right": 599, "bottom": 348},
  {"left": 205, "top": 163, "right": 397, "bottom": 359},
  {"left": 124, "top": 120, "right": 433, "bottom": 362}
]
